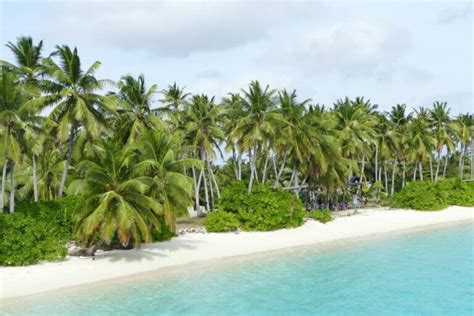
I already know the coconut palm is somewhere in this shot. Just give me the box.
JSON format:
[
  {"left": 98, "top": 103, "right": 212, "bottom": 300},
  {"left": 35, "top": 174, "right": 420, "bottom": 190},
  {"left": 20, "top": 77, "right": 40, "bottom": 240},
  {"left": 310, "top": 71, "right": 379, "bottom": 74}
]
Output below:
[
  {"left": 231, "top": 81, "right": 285, "bottom": 192},
  {"left": 111, "top": 74, "right": 162, "bottom": 146},
  {"left": 407, "top": 107, "right": 435, "bottom": 181},
  {"left": 0, "top": 69, "right": 26, "bottom": 212},
  {"left": 388, "top": 104, "right": 411, "bottom": 187},
  {"left": 181, "top": 94, "right": 225, "bottom": 210},
  {"left": 332, "top": 97, "right": 377, "bottom": 182},
  {"left": 129, "top": 129, "right": 201, "bottom": 231},
  {"left": 303, "top": 105, "right": 347, "bottom": 190},
  {"left": 69, "top": 143, "right": 162, "bottom": 249},
  {"left": 275, "top": 89, "right": 311, "bottom": 188},
  {"left": 2, "top": 36, "right": 44, "bottom": 85},
  {"left": 160, "top": 82, "right": 190, "bottom": 111},
  {"left": 450, "top": 114, "right": 473, "bottom": 178},
  {"left": 430, "top": 101, "right": 454, "bottom": 180},
  {"left": 222, "top": 93, "right": 244, "bottom": 180},
  {"left": 39, "top": 45, "right": 115, "bottom": 197}
]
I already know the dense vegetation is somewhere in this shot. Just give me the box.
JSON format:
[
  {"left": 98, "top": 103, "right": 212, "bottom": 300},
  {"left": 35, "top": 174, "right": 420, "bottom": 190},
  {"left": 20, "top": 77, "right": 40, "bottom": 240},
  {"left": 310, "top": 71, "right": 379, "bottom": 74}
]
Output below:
[
  {"left": 391, "top": 178, "right": 474, "bottom": 211},
  {"left": 205, "top": 182, "right": 304, "bottom": 232},
  {"left": 0, "top": 196, "right": 77, "bottom": 265},
  {"left": 0, "top": 36, "right": 472, "bottom": 264},
  {"left": 308, "top": 209, "right": 334, "bottom": 223}
]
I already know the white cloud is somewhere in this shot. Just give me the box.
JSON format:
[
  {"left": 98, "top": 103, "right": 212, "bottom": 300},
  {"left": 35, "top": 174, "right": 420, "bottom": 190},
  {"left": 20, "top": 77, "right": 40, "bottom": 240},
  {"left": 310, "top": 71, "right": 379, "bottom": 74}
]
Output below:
[
  {"left": 436, "top": 3, "right": 472, "bottom": 24},
  {"left": 47, "top": 1, "right": 320, "bottom": 57}
]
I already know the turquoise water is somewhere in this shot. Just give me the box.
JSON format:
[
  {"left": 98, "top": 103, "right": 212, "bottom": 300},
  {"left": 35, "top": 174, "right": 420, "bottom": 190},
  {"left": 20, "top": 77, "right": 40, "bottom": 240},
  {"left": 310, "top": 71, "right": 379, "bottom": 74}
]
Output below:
[{"left": 3, "top": 224, "right": 473, "bottom": 315}]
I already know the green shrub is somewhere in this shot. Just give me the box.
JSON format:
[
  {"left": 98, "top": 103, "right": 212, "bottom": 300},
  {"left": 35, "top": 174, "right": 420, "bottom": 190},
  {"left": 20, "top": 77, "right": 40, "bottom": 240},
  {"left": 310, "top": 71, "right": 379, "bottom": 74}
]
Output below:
[
  {"left": 390, "top": 178, "right": 474, "bottom": 211},
  {"left": 151, "top": 219, "right": 176, "bottom": 241},
  {"left": 0, "top": 213, "right": 67, "bottom": 266},
  {"left": 308, "top": 209, "right": 334, "bottom": 223},
  {"left": 0, "top": 196, "right": 79, "bottom": 266},
  {"left": 435, "top": 178, "right": 474, "bottom": 207},
  {"left": 206, "top": 182, "right": 304, "bottom": 232},
  {"left": 204, "top": 210, "right": 241, "bottom": 232}
]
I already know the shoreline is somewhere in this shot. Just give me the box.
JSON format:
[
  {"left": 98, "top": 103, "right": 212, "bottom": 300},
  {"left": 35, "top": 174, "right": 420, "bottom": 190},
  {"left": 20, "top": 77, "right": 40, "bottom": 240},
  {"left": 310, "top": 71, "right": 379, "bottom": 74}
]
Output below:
[{"left": 1, "top": 206, "right": 473, "bottom": 302}]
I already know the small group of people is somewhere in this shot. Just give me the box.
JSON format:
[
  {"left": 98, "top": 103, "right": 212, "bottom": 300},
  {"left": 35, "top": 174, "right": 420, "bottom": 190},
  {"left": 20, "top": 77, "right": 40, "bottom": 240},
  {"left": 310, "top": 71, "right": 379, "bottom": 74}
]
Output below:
[{"left": 302, "top": 175, "right": 364, "bottom": 211}]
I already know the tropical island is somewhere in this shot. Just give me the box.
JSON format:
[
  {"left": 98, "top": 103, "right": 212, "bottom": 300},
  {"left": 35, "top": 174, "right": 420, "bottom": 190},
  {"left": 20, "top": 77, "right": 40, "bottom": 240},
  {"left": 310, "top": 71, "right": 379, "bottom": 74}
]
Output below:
[{"left": 0, "top": 37, "right": 473, "bottom": 307}]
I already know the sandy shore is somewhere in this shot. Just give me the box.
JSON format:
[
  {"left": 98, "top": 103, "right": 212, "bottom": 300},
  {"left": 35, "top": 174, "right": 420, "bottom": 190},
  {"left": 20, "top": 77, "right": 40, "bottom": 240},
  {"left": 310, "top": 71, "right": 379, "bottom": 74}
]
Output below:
[{"left": 1, "top": 206, "right": 473, "bottom": 300}]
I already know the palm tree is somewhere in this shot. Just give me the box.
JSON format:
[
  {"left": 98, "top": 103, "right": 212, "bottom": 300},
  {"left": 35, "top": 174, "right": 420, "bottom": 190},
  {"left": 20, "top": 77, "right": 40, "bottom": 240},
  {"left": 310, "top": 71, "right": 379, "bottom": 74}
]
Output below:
[
  {"left": 303, "top": 105, "right": 347, "bottom": 193},
  {"left": 388, "top": 104, "right": 411, "bottom": 187},
  {"left": 332, "top": 97, "right": 377, "bottom": 182},
  {"left": 430, "top": 101, "right": 453, "bottom": 180},
  {"left": 222, "top": 93, "right": 244, "bottom": 180},
  {"left": 129, "top": 129, "right": 201, "bottom": 231},
  {"left": 275, "top": 89, "right": 311, "bottom": 189},
  {"left": 111, "top": 74, "right": 162, "bottom": 146},
  {"left": 0, "top": 69, "right": 26, "bottom": 212},
  {"left": 181, "top": 94, "right": 224, "bottom": 211},
  {"left": 230, "top": 81, "right": 285, "bottom": 192},
  {"left": 40, "top": 45, "right": 115, "bottom": 197},
  {"left": 158, "top": 82, "right": 190, "bottom": 125},
  {"left": 450, "top": 114, "right": 473, "bottom": 179},
  {"left": 407, "top": 107, "right": 435, "bottom": 181},
  {"left": 3, "top": 36, "right": 47, "bottom": 202},
  {"left": 69, "top": 143, "right": 162, "bottom": 249},
  {"left": 160, "top": 82, "right": 190, "bottom": 111},
  {"left": 2, "top": 36, "right": 44, "bottom": 85}
]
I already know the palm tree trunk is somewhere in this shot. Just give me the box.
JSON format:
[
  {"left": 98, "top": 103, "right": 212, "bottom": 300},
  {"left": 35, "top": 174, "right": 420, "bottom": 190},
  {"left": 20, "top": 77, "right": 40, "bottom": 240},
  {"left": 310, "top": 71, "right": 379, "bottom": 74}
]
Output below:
[
  {"left": 272, "top": 156, "right": 278, "bottom": 183},
  {"left": 429, "top": 156, "right": 433, "bottom": 181},
  {"left": 390, "top": 159, "right": 397, "bottom": 196},
  {"left": 435, "top": 150, "right": 441, "bottom": 181},
  {"left": 287, "top": 165, "right": 296, "bottom": 189},
  {"left": 442, "top": 155, "right": 448, "bottom": 177},
  {"left": 195, "top": 168, "right": 204, "bottom": 213},
  {"left": 237, "top": 151, "right": 242, "bottom": 180},
  {"left": 360, "top": 155, "right": 366, "bottom": 182},
  {"left": 413, "top": 163, "right": 417, "bottom": 180},
  {"left": 202, "top": 167, "right": 210, "bottom": 212},
  {"left": 253, "top": 145, "right": 259, "bottom": 183},
  {"left": 208, "top": 159, "right": 220, "bottom": 199},
  {"left": 374, "top": 146, "right": 378, "bottom": 182},
  {"left": 261, "top": 155, "right": 270, "bottom": 184},
  {"left": 294, "top": 169, "right": 299, "bottom": 196},
  {"left": 207, "top": 166, "right": 215, "bottom": 210},
  {"left": 402, "top": 161, "right": 406, "bottom": 187},
  {"left": 58, "top": 128, "right": 75, "bottom": 197},
  {"left": 459, "top": 146, "right": 464, "bottom": 178},
  {"left": 248, "top": 149, "right": 254, "bottom": 193},
  {"left": 0, "top": 160, "right": 7, "bottom": 211},
  {"left": 419, "top": 162, "right": 424, "bottom": 181},
  {"left": 232, "top": 145, "right": 238, "bottom": 180},
  {"left": 32, "top": 155, "right": 39, "bottom": 202},
  {"left": 384, "top": 163, "right": 388, "bottom": 193},
  {"left": 378, "top": 166, "right": 382, "bottom": 182},
  {"left": 192, "top": 166, "right": 198, "bottom": 210},
  {"left": 274, "top": 151, "right": 288, "bottom": 187},
  {"left": 9, "top": 160, "right": 14, "bottom": 213}
]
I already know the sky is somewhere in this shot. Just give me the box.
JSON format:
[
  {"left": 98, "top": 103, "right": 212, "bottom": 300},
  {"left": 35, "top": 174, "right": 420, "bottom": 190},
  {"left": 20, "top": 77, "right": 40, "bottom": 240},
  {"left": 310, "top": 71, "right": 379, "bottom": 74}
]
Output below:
[{"left": 0, "top": 0, "right": 472, "bottom": 115}]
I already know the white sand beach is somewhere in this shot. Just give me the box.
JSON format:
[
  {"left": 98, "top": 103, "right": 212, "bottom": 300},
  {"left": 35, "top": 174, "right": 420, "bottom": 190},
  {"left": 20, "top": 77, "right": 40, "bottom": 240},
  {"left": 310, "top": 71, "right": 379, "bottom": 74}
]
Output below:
[{"left": 1, "top": 206, "right": 473, "bottom": 301}]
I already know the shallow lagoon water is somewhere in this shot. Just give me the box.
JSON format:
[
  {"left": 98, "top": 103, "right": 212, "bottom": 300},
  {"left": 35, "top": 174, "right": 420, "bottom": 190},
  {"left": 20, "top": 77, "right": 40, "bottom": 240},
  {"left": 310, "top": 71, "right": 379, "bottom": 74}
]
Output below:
[{"left": 3, "top": 224, "right": 473, "bottom": 315}]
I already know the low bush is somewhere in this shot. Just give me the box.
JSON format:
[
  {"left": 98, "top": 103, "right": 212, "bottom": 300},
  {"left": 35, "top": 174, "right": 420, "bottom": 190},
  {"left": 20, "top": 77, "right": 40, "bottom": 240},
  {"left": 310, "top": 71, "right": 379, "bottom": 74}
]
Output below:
[
  {"left": 0, "top": 196, "right": 78, "bottom": 266},
  {"left": 435, "top": 178, "right": 474, "bottom": 207},
  {"left": 390, "top": 178, "right": 474, "bottom": 211},
  {"left": 204, "top": 210, "right": 241, "bottom": 232},
  {"left": 308, "top": 209, "right": 334, "bottom": 223},
  {"left": 151, "top": 219, "right": 177, "bottom": 241},
  {"left": 204, "top": 182, "right": 304, "bottom": 232}
]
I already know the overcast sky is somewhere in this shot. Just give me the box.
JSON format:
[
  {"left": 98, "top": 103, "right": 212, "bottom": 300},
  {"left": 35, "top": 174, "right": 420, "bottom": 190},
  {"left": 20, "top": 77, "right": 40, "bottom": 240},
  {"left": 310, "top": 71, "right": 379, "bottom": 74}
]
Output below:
[{"left": 0, "top": 0, "right": 472, "bottom": 114}]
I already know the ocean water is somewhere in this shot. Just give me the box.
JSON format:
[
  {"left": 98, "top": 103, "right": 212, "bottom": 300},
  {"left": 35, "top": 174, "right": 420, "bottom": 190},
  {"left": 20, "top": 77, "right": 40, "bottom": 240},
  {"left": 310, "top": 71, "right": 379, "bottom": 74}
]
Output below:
[{"left": 3, "top": 224, "right": 473, "bottom": 315}]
